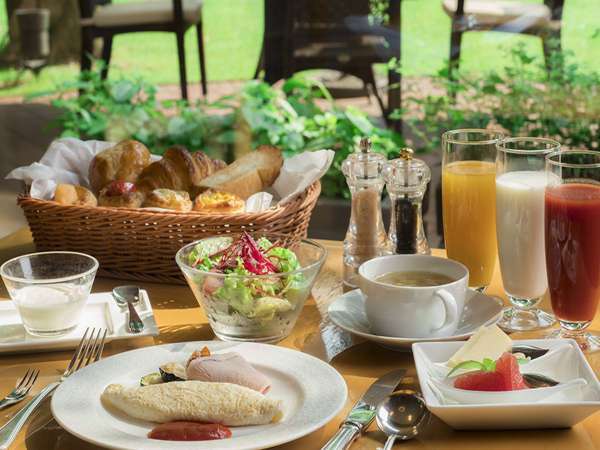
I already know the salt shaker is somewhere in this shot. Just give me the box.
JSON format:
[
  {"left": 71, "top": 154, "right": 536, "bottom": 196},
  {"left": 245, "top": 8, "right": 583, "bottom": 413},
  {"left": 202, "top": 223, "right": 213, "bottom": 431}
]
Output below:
[
  {"left": 342, "top": 138, "right": 389, "bottom": 289},
  {"left": 383, "top": 148, "right": 431, "bottom": 255}
]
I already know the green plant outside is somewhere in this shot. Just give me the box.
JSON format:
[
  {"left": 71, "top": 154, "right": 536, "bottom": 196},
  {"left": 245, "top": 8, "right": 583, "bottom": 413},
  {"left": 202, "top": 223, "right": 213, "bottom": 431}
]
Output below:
[{"left": 401, "top": 43, "right": 599, "bottom": 155}]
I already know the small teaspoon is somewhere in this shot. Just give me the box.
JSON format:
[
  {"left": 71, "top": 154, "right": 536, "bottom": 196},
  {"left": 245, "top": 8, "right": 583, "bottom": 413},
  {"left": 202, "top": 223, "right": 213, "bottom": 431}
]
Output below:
[
  {"left": 376, "top": 390, "right": 430, "bottom": 450},
  {"left": 112, "top": 286, "right": 144, "bottom": 334}
]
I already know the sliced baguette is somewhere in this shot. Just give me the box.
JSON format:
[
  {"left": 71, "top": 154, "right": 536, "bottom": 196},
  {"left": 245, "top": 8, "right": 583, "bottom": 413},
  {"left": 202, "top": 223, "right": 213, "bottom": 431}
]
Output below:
[{"left": 198, "top": 146, "right": 283, "bottom": 199}]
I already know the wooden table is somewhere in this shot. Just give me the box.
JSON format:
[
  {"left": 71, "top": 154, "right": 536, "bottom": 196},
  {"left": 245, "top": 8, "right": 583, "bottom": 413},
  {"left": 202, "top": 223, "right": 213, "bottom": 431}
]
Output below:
[{"left": 1, "top": 227, "right": 600, "bottom": 450}]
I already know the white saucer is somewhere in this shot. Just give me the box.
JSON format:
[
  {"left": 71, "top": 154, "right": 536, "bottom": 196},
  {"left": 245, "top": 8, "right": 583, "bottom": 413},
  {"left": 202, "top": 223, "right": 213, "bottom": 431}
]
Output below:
[{"left": 328, "top": 289, "right": 503, "bottom": 350}]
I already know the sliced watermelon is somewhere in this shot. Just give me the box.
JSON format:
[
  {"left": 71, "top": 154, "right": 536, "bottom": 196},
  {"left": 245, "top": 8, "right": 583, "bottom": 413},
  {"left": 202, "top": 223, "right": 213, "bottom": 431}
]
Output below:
[
  {"left": 453, "top": 352, "right": 529, "bottom": 391},
  {"left": 454, "top": 370, "right": 506, "bottom": 391},
  {"left": 494, "top": 352, "right": 528, "bottom": 390}
]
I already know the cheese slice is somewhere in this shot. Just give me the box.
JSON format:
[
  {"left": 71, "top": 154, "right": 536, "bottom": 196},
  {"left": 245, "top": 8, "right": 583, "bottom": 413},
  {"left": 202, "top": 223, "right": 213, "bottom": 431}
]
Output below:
[{"left": 447, "top": 324, "right": 512, "bottom": 367}]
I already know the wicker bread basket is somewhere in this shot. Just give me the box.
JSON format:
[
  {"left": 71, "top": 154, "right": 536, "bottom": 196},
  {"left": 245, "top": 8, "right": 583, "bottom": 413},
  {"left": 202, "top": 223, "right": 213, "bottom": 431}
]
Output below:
[{"left": 17, "top": 181, "right": 321, "bottom": 284}]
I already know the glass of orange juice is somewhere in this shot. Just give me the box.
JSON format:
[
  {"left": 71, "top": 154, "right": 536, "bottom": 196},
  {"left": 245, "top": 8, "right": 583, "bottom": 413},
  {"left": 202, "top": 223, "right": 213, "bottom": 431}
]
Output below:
[{"left": 442, "top": 129, "right": 504, "bottom": 291}]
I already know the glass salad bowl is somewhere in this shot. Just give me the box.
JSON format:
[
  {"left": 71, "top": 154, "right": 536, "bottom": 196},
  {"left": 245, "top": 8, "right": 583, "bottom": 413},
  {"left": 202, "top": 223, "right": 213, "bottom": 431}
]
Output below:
[{"left": 176, "top": 233, "right": 326, "bottom": 343}]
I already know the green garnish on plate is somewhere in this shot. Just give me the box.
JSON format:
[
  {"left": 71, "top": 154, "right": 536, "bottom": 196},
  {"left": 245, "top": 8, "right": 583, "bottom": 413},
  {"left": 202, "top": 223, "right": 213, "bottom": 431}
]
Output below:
[{"left": 447, "top": 356, "right": 528, "bottom": 378}]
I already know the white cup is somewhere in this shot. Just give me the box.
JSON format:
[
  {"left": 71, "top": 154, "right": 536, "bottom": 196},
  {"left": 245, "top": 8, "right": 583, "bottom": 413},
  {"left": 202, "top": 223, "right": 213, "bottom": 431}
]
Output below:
[{"left": 358, "top": 255, "right": 469, "bottom": 338}]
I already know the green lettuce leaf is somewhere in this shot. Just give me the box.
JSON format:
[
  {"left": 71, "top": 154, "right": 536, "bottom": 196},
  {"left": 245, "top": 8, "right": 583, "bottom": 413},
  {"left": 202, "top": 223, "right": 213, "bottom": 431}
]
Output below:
[
  {"left": 267, "top": 246, "right": 300, "bottom": 273},
  {"left": 214, "top": 276, "right": 254, "bottom": 316},
  {"left": 188, "top": 236, "right": 232, "bottom": 269}
]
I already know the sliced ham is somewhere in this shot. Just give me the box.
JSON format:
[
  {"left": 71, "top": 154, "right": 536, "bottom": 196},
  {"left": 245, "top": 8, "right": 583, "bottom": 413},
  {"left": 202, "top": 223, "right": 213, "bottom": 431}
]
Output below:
[{"left": 186, "top": 352, "right": 271, "bottom": 393}]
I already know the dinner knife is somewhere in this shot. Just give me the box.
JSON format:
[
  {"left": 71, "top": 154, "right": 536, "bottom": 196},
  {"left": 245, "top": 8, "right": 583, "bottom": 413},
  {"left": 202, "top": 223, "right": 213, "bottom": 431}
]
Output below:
[{"left": 321, "top": 368, "right": 406, "bottom": 450}]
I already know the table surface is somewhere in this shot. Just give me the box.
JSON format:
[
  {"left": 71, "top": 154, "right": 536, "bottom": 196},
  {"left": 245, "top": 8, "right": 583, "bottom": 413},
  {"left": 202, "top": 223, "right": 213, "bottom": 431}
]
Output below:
[{"left": 1, "top": 228, "right": 600, "bottom": 450}]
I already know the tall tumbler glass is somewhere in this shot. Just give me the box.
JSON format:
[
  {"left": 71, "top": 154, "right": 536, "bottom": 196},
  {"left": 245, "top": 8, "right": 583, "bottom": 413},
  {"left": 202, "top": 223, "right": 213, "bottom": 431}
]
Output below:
[
  {"left": 442, "top": 129, "right": 504, "bottom": 291},
  {"left": 545, "top": 150, "right": 600, "bottom": 352},
  {"left": 495, "top": 137, "right": 559, "bottom": 332}
]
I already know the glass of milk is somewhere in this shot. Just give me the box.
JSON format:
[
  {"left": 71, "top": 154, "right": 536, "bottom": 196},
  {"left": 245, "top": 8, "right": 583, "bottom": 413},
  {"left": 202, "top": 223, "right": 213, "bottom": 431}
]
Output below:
[
  {"left": 0, "top": 252, "right": 98, "bottom": 337},
  {"left": 495, "top": 137, "right": 560, "bottom": 332}
]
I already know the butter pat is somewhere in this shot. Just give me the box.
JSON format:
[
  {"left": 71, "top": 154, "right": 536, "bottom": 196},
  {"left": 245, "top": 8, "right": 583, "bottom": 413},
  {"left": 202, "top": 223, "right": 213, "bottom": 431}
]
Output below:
[{"left": 448, "top": 324, "right": 512, "bottom": 367}]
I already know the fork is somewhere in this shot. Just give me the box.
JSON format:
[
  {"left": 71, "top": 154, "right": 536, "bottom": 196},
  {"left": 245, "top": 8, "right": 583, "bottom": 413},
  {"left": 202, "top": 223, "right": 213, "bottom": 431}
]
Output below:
[
  {"left": 0, "top": 327, "right": 106, "bottom": 450},
  {"left": 0, "top": 369, "right": 39, "bottom": 411}
]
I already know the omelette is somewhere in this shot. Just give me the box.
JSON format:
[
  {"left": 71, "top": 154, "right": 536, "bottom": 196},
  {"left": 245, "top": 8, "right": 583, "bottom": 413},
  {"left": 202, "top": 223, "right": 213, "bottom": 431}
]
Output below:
[{"left": 101, "top": 381, "right": 283, "bottom": 426}]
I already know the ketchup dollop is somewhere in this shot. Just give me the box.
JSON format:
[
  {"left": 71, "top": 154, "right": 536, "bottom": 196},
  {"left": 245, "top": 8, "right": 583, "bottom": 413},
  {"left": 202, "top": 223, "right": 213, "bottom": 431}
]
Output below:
[{"left": 148, "top": 421, "right": 232, "bottom": 441}]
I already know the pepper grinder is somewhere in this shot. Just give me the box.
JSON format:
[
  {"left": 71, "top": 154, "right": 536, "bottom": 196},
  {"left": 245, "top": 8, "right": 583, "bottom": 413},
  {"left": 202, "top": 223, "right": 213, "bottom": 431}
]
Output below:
[
  {"left": 341, "top": 138, "right": 389, "bottom": 290},
  {"left": 383, "top": 148, "right": 431, "bottom": 255}
]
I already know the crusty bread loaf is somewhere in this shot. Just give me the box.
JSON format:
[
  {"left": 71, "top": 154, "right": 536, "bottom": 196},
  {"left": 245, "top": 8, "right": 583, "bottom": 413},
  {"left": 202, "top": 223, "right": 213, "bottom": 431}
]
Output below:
[
  {"left": 198, "top": 146, "right": 282, "bottom": 199},
  {"left": 89, "top": 140, "right": 151, "bottom": 193}
]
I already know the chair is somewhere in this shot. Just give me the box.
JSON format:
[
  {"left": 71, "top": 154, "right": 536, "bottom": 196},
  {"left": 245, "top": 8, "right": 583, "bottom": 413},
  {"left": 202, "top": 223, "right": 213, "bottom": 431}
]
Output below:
[
  {"left": 257, "top": 0, "right": 402, "bottom": 130},
  {"left": 443, "top": 0, "right": 565, "bottom": 76},
  {"left": 78, "top": 0, "right": 207, "bottom": 99}
]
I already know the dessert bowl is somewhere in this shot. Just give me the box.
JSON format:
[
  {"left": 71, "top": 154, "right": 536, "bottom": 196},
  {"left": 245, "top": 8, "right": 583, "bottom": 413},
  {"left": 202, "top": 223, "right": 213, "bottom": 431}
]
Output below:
[{"left": 413, "top": 339, "right": 600, "bottom": 429}]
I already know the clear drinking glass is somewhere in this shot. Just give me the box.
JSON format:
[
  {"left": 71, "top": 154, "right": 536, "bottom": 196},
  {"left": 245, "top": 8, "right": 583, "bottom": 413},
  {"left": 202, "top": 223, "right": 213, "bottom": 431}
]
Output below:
[
  {"left": 0, "top": 252, "right": 98, "bottom": 337},
  {"left": 442, "top": 129, "right": 504, "bottom": 292},
  {"left": 495, "top": 137, "right": 559, "bottom": 332},
  {"left": 545, "top": 150, "right": 600, "bottom": 352}
]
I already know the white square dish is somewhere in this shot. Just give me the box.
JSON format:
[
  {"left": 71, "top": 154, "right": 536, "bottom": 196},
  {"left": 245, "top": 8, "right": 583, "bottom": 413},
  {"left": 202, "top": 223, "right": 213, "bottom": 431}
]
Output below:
[
  {"left": 412, "top": 339, "right": 600, "bottom": 430},
  {"left": 0, "top": 289, "right": 159, "bottom": 354}
]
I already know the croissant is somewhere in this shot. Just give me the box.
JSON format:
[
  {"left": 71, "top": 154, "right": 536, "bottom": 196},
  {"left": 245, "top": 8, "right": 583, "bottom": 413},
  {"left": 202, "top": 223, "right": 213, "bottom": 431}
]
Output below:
[{"left": 136, "top": 146, "right": 225, "bottom": 195}]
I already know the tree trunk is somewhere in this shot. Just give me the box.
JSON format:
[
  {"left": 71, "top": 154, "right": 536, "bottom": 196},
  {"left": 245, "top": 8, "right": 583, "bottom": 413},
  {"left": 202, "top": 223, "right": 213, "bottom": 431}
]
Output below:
[{"left": 1, "top": 0, "right": 81, "bottom": 67}]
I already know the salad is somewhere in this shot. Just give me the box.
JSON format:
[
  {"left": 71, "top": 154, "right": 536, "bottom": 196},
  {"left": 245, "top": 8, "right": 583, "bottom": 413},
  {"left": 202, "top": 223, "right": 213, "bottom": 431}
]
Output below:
[{"left": 187, "top": 232, "right": 307, "bottom": 321}]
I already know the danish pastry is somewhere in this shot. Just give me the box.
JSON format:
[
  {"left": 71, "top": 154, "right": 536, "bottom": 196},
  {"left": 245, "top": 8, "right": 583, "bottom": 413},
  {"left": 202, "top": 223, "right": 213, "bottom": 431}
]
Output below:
[
  {"left": 98, "top": 181, "right": 144, "bottom": 208},
  {"left": 143, "top": 189, "right": 192, "bottom": 212},
  {"left": 193, "top": 190, "right": 245, "bottom": 214}
]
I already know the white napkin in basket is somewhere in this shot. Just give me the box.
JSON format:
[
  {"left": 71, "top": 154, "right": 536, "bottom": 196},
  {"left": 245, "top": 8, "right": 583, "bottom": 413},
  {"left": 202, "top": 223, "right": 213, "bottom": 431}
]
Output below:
[
  {"left": 272, "top": 149, "right": 334, "bottom": 205},
  {"left": 6, "top": 138, "right": 115, "bottom": 199}
]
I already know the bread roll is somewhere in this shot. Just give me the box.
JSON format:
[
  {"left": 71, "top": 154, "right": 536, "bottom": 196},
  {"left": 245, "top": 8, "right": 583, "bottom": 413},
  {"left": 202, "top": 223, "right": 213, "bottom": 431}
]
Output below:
[
  {"left": 143, "top": 189, "right": 192, "bottom": 212},
  {"left": 53, "top": 184, "right": 97, "bottom": 207},
  {"left": 198, "top": 146, "right": 282, "bottom": 199},
  {"left": 98, "top": 181, "right": 144, "bottom": 208},
  {"left": 136, "top": 146, "right": 225, "bottom": 195},
  {"left": 89, "top": 140, "right": 152, "bottom": 193},
  {"left": 193, "top": 190, "right": 245, "bottom": 214}
]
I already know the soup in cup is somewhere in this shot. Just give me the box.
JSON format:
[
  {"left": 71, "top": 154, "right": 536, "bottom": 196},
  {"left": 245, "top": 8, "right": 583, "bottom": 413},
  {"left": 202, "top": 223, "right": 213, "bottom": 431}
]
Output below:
[{"left": 358, "top": 255, "right": 469, "bottom": 338}]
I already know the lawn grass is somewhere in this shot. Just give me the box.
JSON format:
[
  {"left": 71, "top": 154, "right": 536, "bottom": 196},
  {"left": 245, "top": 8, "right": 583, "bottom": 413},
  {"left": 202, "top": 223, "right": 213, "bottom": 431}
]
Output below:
[{"left": 0, "top": 0, "right": 598, "bottom": 98}]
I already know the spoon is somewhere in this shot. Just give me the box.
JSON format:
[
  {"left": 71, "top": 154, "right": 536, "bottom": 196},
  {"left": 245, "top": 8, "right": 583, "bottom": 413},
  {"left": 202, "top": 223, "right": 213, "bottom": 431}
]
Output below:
[
  {"left": 522, "top": 373, "right": 560, "bottom": 388},
  {"left": 112, "top": 286, "right": 144, "bottom": 334},
  {"left": 376, "top": 390, "right": 430, "bottom": 450},
  {"left": 512, "top": 345, "right": 549, "bottom": 360}
]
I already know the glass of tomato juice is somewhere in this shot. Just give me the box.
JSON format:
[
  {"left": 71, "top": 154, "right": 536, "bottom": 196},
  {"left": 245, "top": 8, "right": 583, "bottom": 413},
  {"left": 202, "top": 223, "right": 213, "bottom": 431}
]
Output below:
[{"left": 545, "top": 150, "right": 600, "bottom": 351}]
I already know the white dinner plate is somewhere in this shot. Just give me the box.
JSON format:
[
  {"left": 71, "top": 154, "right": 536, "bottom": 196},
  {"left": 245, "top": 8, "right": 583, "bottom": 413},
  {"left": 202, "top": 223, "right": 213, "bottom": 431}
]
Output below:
[
  {"left": 51, "top": 341, "right": 347, "bottom": 450},
  {"left": 328, "top": 289, "right": 503, "bottom": 350},
  {"left": 413, "top": 339, "right": 600, "bottom": 429}
]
